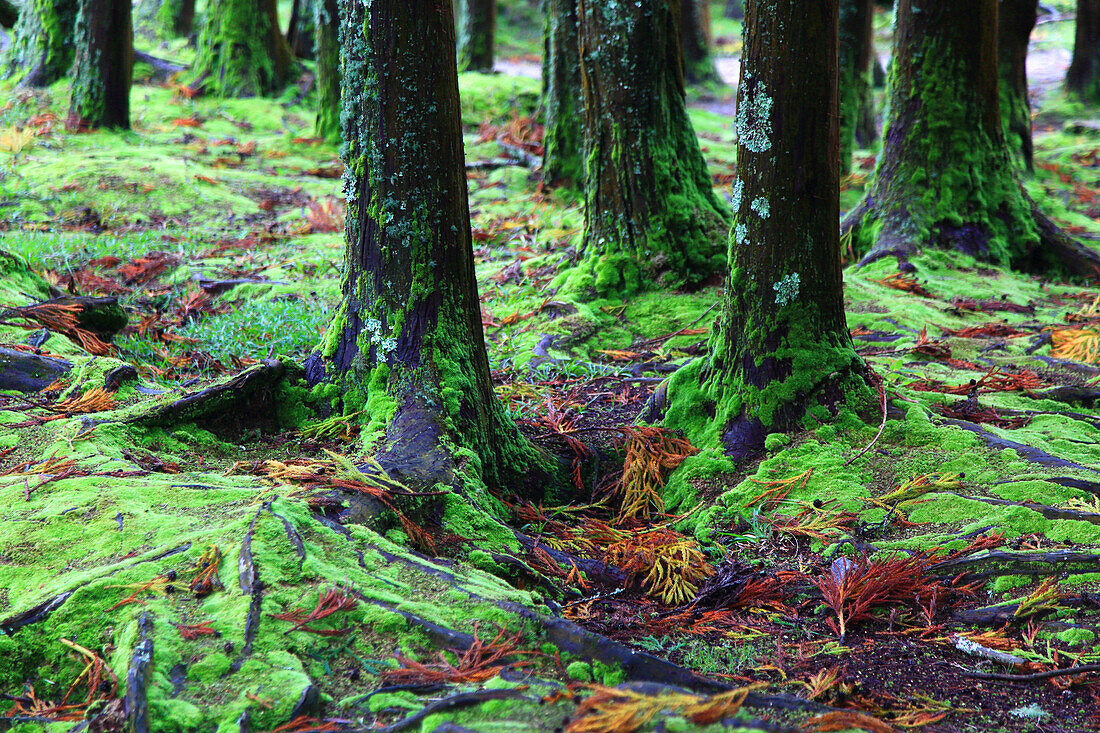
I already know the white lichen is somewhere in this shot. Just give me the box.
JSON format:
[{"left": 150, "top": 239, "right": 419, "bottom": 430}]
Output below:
[
  {"left": 734, "top": 222, "right": 748, "bottom": 246},
  {"left": 751, "top": 196, "right": 770, "bottom": 219},
  {"left": 773, "top": 273, "right": 800, "bottom": 306},
  {"left": 731, "top": 179, "right": 744, "bottom": 212},
  {"left": 736, "top": 81, "right": 773, "bottom": 154}
]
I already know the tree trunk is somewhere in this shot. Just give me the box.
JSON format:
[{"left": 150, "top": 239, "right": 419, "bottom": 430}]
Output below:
[
  {"left": 999, "top": 0, "right": 1038, "bottom": 172},
  {"left": 457, "top": 0, "right": 495, "bottom": 72},
  {"left": 541, "top": 0, "right": 583, "bottom": 186},
  {"left": 681, "top": 0, "right": 722, "bottom": 86},
  {"left": 155, "top": 0, "right": 196, "bottom": 38},
  {"left": 68, "top": 0, "right": 133, "bottom": 130},
  {"left": 839, "top": 0, "right": 876, "bottom": 174},
  {"left": 0, "top": 0, "right": 18, "bottom": 28},
  {"left": 319, "top": 0, "right": 552, "bottom": 492},
  {"left": 561, "top": 0, "right": 730, "bottom": 298},
  {"left": 663, "top": 0, "right": 864, "bottom": 460},
  {"left": 287, "top": 0, "right": 316, "bottom": 59},
  {"left": 842, "top": 0, "right": 1100, "bottom": 275},
  {"left": 724, "top": 0, "right": 743, "bottom": 20},
  {"left": 2, "top": 0, "right": 78, "bottom": 87},
  {"left": 313, "top": 0, "right": 340, "bottom": 143},
  {"left": 1066, "top": 0, "right": 1100, "bottom": 104},
  {"left": 190, "top": 0, "right": 296, "bottom": 97}
]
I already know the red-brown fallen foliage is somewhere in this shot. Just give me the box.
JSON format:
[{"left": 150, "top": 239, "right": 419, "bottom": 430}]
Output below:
[
  {"left": 382, "top": 623, "right": 535, "bottom": 685},
  {"left": 269, "top": 585, "right": 358, "bottom": 635}
]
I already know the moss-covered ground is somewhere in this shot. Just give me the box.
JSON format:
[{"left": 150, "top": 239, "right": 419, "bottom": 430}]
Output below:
[{"left": 2, "top": 3, "right": 1100, "bottom": 732}]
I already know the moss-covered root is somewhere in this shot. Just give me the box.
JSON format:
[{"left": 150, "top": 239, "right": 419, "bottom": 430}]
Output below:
[
  {"left": 189, "top": 0, "right": 295, "bottom": 97},
  {"left": 2, "top": 0, "right": 77, "bottom": 87}
]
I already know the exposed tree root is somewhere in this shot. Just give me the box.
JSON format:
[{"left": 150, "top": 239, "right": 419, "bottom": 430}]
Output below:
[
  {"left": 929, "top": 549, "right": 1100, "bottom": 582},
  {"left": 0, "top": 347, "right": 71, "bottom": 392},
  {"left": 952, "top": 493, "right": 1100, "bottom": 525},
  {"left": 126, "top": 612, "right": 154, "bottom": 733},
  {"left": 937, "top": 416, "right": 1100, "bottom": 474}
]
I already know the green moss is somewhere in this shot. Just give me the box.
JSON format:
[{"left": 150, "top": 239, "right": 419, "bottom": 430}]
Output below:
[
  {"left": 188, "top": 652, "right": 232, "bottom": 683},
  {"left": 190, "top": 0, "right": 293, "bottom": 97},
  {"left": 566, "top": 661, "right": 593, "bottom": 682},
  {"left": 1053, "top": 628, "right": 1095, "bottom": 646}
]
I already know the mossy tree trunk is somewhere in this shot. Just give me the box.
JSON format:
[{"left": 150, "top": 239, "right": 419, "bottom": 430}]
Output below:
[
  {"left": 681, "top": 0, "right": 722, "bottom": 86},
  {"left": 287, "top": 0, "right": 315, "bottom": 59},
  {"left": 313, "top": 0, "right": 340, "bottom": 143},
  {"left": 663, "top": 0, "right": 864, "bottom": 459},
  {"left": 319, "top": 0, "right": 551, "bottom": 491},
  {"left": 999, "top": 0, "right": 1038, "bottom": 172},
  {"left": 1066, "top": 0, "right": 1100, "bottom": 104},
  {"left": 155, "top": 0, "right": 196, "bottom": 38},
  {"left": 68, "top": 0, "right": 133, "bottom": 130},
  {"left": 3, "top": 0, "right": 77, "bottom": 87},
  {"left": 541, "top": 0, "right": 583, "bottom": 187},
  {"left": 457, "top": 0, "right": 495, "bottom": 72},
  {"left": 842, "top": 0, "right": 1100, "bottom": 275},
  {"left": 190, "top": 0, "right": 296, "bottom": 97},
  {"left": 565, "top": 0, "right": 730, "bottom": 297},
  {"left": 839, "top": 0, "right": 876, "bottom": 174}
]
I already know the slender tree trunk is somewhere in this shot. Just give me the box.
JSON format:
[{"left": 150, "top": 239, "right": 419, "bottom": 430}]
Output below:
[
  {"left": 68, "top": 0, "right": 133, "bottom": 130},
  {"left": 1066, "top": 0, "right": 1100, "bottom": 104},
  {"left": 663, "top": 0, "right": 864, "bottom": 460},
  {"left": 156, "top": 0, "right": 196, "bottom": 38},
  {"left": 999, "top": 0, "right": 1038, "bottom": 172},
  {"left": 287, "top": 0, "right": 316, "bottom": 59},
  {"left": 457, "top": 0, "right": 495, "bottom": 72},
  {"left": 724, "top": 0, "right": 743, "bottom": 20},
  {"left": 839, "top": 0, "right": 876, "bottom": 173},
  {"left": 561, "top": 0, "right": 730, "bottom": 298},
  {"left": 319, "top": 0, "right": 552, "bottom": 492},
  {"left": 313, "top": 0, "right": 340, "bottom": 143},
  {"left": 190, "top": 0, "right": 296, "bottom": 97},
  {"left": 2, "top": 0, "right": 78, "bottom": 87},
  {"left": 842, "top": 0, "right": 1100, "bottom": 275},
  {"left": 542, "top": 0, "right": 583, "bottom": 186},
  {"left": 681, "top": 0, "right": 722, "bottom": 86}
]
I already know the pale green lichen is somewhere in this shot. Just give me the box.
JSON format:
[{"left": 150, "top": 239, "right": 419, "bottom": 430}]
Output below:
[
  {"left": 735, "top": 81, "right": 773, "bottom": 153},
  {"left": 772, "top": 273, "right": 800, "bottom": 305},
  {"left": 750, "top": 197, "right": 770, "bottom": 219}
]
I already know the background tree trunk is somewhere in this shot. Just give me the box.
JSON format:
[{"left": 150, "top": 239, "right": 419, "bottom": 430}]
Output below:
[
  {"left": 563, "top": 0, "right": 730, "bottom": 297},
  {"left": 0, "top": 0, "right": 18, "bottom": 27},
  {"left": 287, "top": 0, "right": 316, "bottom": 59},
  {"left": 842, "top": 0, "right": 1100, "bottom": 274},
  {"left": 156, "top": 0, "right": 196, "bottom": 38},
  {"left": 724, "top": 0, "right": 743, "bottom": 20},
  {"left": 663, "top": 0, "right": 863, "bottom": 460},
  {"left": 2, "top": 0, "right": 78, "bottom": 87},
  {"left": 313, "top": 0, "right": 340, "bottom": 143},
  {"left": 68, "top": 0, "right": 133, "bottom": 130},
  {"left": 457, "top": 0, "right": 495, "bottom": 71},
  {"left": 190, "top": 0, "right": 295, "bottom": 97},
  {"left": 541, "top": 0, "right": 583, "bottom": 186},
  {"left": 681, "top": 0, "right": 722, "bottom": 86},
  {"left": 839, "top": 0, "right": 876, "bottom": 174},
  {"left": 999, "top": 0, "right": 1038, "bottom": 171},
  {"left": 1066, "top": 0, "right": 1100, "bottom": 104}
]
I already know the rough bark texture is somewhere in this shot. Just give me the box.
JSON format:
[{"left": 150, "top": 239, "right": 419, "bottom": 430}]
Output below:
[
  {"left": 457, "top": 0, "right": 495, "bottom": 72},
  {"left": 664, "top": 0, "right": 864, "bottom": 459},
  {"left": 313, "top": 0, "right": 340, "bottom": 143},
  {"left": 288, "top": 0, "right": 316, "bottom": 59},
  {"left": 842, "top": 0, "right": 1100, "bottom": 275},
  {"left": 2, "top": 0, "right": 77, "bottom": 87},
  {"left": 1066, "top": 0, "right": 1100, "bottom": 104},
  {"left": 999, "top": 0, "right": 1038, "bottom": 171},
  {"left": 563, "top": 0, "right": 730, "bottom": 297},
  {"left": 155, "top": 0, "right": 196, "bottom": 38},
  {"left": 681, "top": 0, "right": 722, "bottom": 86},
  {"left": 319, "top": 0, "right": 548, "bottom": 491},
  {"left": 541, "top": 0, "right": 583, "bottom": 186},
  {"left": 190, "top": 0, "right": 296, "bottom": 97},
  {"left": 68, "top": 0, "right": 133, "bottom": 130},
  {"left": 839, "top": 0, "right": 875, "bottom": 173}
]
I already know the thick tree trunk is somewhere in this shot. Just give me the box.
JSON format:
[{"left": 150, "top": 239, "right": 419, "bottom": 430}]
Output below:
[
  {"left": 839, "top": 0, "right": 876, "bottom": 173},
  {"left": 155, "top": 0, "right": 196, "bottom": 38},
  {"left": 320, "top": 0, "right": 551, "bottom": 491},
  {"left": 562, "top": 0, "right": 730, "bottom": 298},
  {"left": 663, "top": 0, "right": 864, "bottom": 459},
  {"left": 457, "top": 0, "right": 495, "bottom": 72},
  {"left": 1066, "top": 0, "right": 1100, "bottom": 104},
  {"left": 999, "top": 0, "right": 1038, "bottom": 171},
  {"left": 287, "top": 0, "right": 316, "bottom": 59},
  {"left": 190, "top": 0, "right": 296, "bottom": 97},
  {"left": 681, "top": 0, "right": 722, "bottom": 86},
  {"left": 68, "top": 0, "right": 133, "bottom": 130},
  {"left": 541, "top": 0, "right": 583, "bottom": 186},
  {"left": 842, "top": 0, "right": 1100, "bottom": 275},
  {"left": 313, "top": 0, "right": 340, "bottom": 143},
  {"left": 2, "top": 0, "right": 78, "bottom": 87}
]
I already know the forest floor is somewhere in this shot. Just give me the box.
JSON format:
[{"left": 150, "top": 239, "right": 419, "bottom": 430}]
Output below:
[{"left": 2, "top": 5, "right": 1100, "bottom": 733}]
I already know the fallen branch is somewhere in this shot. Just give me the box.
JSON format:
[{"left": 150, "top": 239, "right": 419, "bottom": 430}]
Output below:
[{"left": 961, "top": 663, "right": 1100, "bottom": 682}]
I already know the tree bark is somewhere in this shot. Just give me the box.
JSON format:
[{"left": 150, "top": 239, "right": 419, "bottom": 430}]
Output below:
[
  {"left": 681, "top": 0, "right": 722, "bottom": 86},
  {"left": 457, "top": 0, "right": 495, "bottom": 72},
  {"left": 562, "top": 0, "right": 730, "bottom": 298},
  {"left": 663, "top": 0, "right": 864, "bottom": 460},
  {"left": 999, "top": 0, "right": 1038, "bottom": 172},
  {"left": 2, "top": 0, "right": 78, "bottom": 87},
  {"left": 68, "top": 0, "right": 133, "bottom": 130},
  {"left": 1066, "top": 0, "right": 1100, "bottom": 104},
  {"left": 839, "top": 0, "right": 876, "bottom": 174},
  {"left": 842, "top": 0, "right": 1100, "bottom": 275},
  {"left": 313, "top": 0, "right": 340, "bottom": 143},
  {"left": 190, "top": 0, "right": 296, "bottom": 97},
  {"left": 319, "top": 0, "right": 552, "bottom": 491},
  {"left": 287, "top": 0, "right": 316, "bottom": 59},
  {"left": 155, "top": 0, "right": 196, "bottom": 38},
  {"left": 541, "top": 0, "right": 583, "bottom": 186}
]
